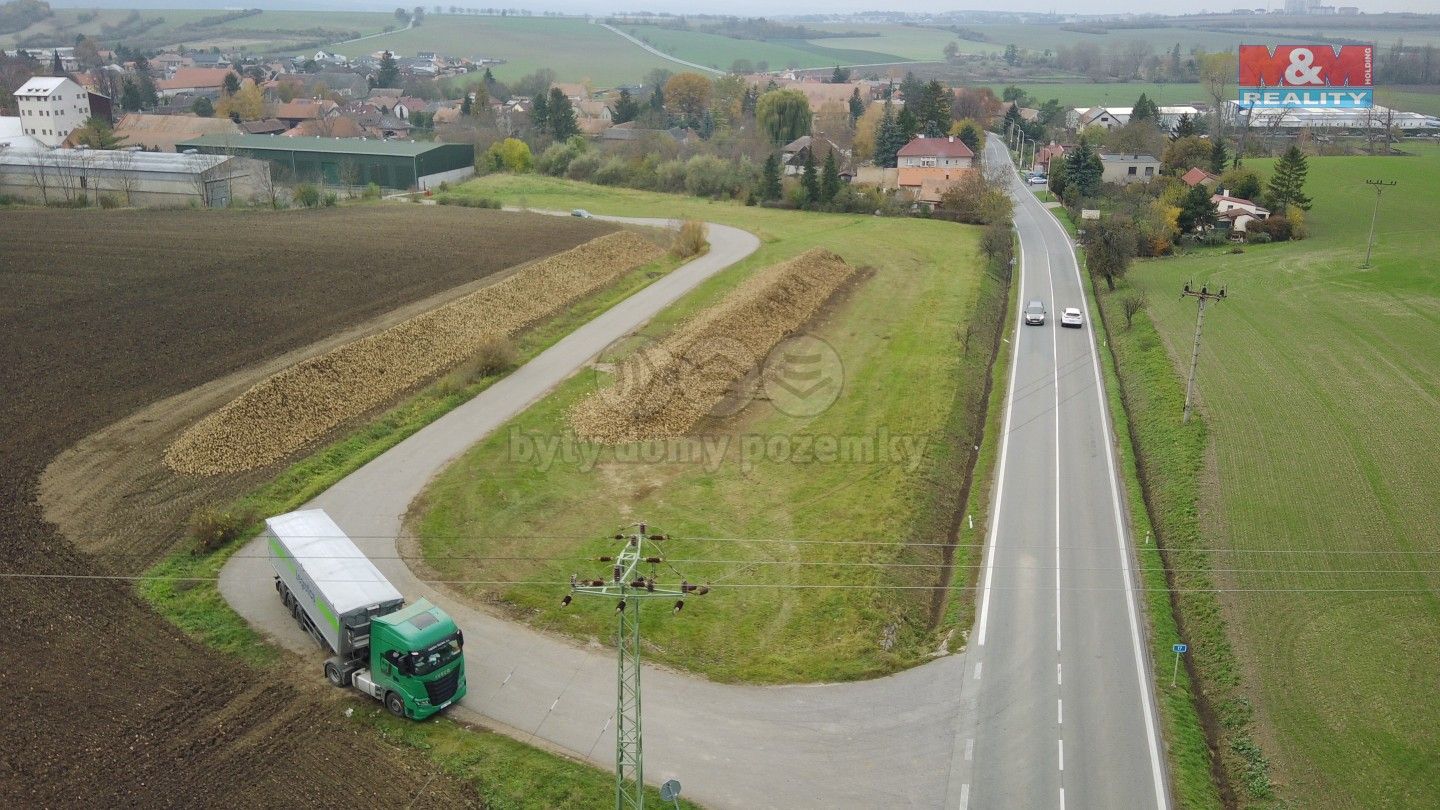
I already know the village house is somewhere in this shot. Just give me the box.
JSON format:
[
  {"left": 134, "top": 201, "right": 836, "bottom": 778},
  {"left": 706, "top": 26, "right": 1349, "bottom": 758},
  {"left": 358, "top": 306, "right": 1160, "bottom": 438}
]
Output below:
[
  {"left": 272, "top": 98, "right": 339, "bottom": 129},
  {"left": 894, "top": 135, "right": 975, "bottom": 202},
  {"left": 1181, "top": 167, "right": 1220, "bottom": 188},
  {"left": 780, "top": 135, "right": 848, "bottom": 176},
  {"left": 1211, "top": 193, "right": 1270, "bottom": 233},
  {"left": 1099, "top": 153, "right": 1160, "bottom": 184},
  {"left": 113, "top": 112, "right": 243, "bottom": 152}
]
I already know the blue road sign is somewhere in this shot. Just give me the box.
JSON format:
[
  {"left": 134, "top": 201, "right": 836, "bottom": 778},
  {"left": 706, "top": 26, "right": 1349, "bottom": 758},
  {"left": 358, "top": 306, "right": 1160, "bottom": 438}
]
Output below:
[{"left": 1173, "top": 643, "right": 1188, "bottom": 654}]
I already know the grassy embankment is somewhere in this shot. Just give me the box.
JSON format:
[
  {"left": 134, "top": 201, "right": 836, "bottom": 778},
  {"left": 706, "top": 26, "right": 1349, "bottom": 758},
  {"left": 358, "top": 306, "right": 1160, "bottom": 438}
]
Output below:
[
  {"left": 139, "top": 222, "right": 699, "bottom": 808},
  {"left": 1090, "top": 144, "right": 1440, "bottom": 807},
  {"left": 416, "top": 174, "right": 1008, "bottom": 684}
]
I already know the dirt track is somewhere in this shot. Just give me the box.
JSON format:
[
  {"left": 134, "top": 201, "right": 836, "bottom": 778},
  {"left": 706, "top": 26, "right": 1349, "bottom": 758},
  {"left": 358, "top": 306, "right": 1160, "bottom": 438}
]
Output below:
[{"left": 0, "top": 205, "right": 615, "bottom": 804}]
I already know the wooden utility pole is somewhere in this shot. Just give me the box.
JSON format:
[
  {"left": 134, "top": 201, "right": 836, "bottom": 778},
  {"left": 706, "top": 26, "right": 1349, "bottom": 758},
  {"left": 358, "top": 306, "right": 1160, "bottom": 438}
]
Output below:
[
  {"left": 1361, "top": 180, "right": 1396, "bottom": 269},
  {"left": 1180, "top": 282, "right": 1227, "bottom": 424}
]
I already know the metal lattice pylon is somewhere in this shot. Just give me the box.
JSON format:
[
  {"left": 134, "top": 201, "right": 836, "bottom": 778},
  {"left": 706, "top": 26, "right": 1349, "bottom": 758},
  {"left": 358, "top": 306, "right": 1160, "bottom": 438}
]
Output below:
[{"left": 566, "top": 523, "right": 704, "bottom": 810}]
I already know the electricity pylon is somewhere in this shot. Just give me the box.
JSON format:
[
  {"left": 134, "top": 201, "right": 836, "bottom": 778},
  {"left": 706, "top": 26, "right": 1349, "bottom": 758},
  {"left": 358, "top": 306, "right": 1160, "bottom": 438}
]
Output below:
[
  {"left": 565, "top": 523, "right": 705, "bottom": 810},
  {"left": 1361, "top": 179, "right": 1396, "bottom": 268}
]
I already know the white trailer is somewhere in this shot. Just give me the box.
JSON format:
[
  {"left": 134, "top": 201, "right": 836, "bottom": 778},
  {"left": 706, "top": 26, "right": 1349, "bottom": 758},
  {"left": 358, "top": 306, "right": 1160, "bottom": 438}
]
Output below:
[{"left": 265, "top": 509, "right": 404, "bottom": 659}]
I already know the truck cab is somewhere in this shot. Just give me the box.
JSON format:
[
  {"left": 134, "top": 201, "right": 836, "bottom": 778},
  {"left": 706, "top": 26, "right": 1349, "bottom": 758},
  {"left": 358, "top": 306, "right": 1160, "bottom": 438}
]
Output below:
[{"left": 352, "top": 600, "right": 467, "bottom": 719}]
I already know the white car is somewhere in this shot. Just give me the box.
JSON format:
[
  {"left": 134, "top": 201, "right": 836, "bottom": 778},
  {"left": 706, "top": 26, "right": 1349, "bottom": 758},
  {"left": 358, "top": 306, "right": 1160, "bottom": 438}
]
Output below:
[
  {"left": 1061, "top": 307, "right": 1084, "bottom": 328},
  {"left": 1028, "top": 174, "right": 1048, "bottom": 185},
  {"left": 571, "top": 208, "right": 594, "bottom": 218}
]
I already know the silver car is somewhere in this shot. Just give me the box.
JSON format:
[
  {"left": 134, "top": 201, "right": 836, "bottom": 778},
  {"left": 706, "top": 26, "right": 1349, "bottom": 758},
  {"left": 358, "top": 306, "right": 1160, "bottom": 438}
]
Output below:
[{"left": 1024, "top": 299, "right": 1046, "bottom": 325}]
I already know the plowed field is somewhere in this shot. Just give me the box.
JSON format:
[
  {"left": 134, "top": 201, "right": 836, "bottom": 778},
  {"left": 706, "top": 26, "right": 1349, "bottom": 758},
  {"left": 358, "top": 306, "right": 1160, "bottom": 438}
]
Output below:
[{"left": 0, "top": 205, "right": 614, "bottom": 804}]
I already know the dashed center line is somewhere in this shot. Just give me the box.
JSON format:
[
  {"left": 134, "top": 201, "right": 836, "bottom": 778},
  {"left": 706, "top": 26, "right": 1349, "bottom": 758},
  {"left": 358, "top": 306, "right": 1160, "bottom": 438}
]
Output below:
[
  {"left": 959, "top": 783, "right": 971, "bottom": 810},
  {"left": 964, "top": 738, "right": 974, "bottom": 762},
  {"left": 1058, "top": 699, "right": 1064, "bottom": 725},
  {"left": 1058, "top": 738, "right": 1065, "bottom": 771},
  {"left": 1057, "top": 662, "right": 1063, "bottom": 686},
  {"left": 974, "top": 662, "right": 983, "bottom": 680}
]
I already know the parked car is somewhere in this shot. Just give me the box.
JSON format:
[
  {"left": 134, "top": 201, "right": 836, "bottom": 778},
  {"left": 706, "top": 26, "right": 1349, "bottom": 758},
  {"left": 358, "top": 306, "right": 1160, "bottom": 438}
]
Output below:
[
  {"left": 571, "top": 208, "right": 593, "bottom": 218},
  {"left": 1061, "top": 307, "right": 1084, "bottom": 328},
  {"left": 1024, "top": 299, "right": 1047, "bottom": 325},
  {"left": 1028, "top": 174, "right": 1048, "bottom": 185}
]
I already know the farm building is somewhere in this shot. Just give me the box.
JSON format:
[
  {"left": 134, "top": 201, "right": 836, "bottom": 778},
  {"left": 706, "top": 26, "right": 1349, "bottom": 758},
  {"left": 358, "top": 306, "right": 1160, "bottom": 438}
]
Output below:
[
  {"left": 175, "top": 134, "right": 473, "bottom": 190},
  {"left": 0, "top": 149, "right": 268, "bottom": 207},
  {"left": 114, "top": 112, "right": 243, "bottom": 152}
]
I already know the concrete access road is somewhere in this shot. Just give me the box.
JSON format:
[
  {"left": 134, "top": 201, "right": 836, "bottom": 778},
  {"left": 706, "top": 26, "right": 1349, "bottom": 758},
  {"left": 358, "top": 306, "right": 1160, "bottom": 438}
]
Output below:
[{"left": 947, "top": 138, "right": 1170, "bottom": 810}]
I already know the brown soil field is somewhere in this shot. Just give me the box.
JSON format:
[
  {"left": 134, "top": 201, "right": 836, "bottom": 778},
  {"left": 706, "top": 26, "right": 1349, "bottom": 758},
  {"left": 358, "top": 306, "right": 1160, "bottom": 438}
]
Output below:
[
  {"left": 168, "top": 231, "right": 664, "bottom": 475},
  {"left": 0, "top": 205, "right": 615, "bottom": 805},
  {"left": 570, "top": 248, "right": 857, "bottom": 443}
]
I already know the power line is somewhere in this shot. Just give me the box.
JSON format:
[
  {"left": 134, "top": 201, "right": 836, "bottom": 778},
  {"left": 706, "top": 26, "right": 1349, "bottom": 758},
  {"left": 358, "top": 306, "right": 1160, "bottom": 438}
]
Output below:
[
  {"left": 2, "top": 571, "right": 1435, "bottom": 594},
  {"left": 1180, "top": 281, "right": 1227, "bottom": 424}
]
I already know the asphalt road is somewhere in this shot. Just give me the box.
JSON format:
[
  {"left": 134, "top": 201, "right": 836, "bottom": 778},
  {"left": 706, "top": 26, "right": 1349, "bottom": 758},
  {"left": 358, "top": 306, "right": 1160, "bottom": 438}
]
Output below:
[
  {"left": 220, "top": 168, "right": 1173, "bottom": 808},
  {"left": 949, "top": 138, "right": 1171, "bottom": 810}
]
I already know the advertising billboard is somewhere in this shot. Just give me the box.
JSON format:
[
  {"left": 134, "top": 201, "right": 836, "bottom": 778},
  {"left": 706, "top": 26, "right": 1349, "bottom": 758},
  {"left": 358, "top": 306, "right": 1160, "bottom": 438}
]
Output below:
[{"left": 1238, "top": 44, "right": 1373, "bottom": 109}]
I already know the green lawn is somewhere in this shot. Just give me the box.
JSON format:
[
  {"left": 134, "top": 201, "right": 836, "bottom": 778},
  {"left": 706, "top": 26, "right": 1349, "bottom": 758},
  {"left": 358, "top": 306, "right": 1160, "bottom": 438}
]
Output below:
[
  {"left": 1114, "top": 145, "right": 1440, "bottom": 807},
  {"left": 416, "top": 175, "right": 1006, "bottom": 684},
  {"left": 327, "top": 16, "right": 676, "bottom": 87},
  {"left": 1377, "top": 86, "right": 1440, "bottom": 117},
  {"left": 811, "top": 23, "right": 984, "bottom": 61}
]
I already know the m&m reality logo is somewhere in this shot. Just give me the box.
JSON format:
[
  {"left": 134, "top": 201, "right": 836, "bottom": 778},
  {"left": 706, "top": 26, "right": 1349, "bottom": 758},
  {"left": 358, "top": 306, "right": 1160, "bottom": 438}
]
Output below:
[{"left": 1238, "top": 44, "right": 1374, "bottom": 109}]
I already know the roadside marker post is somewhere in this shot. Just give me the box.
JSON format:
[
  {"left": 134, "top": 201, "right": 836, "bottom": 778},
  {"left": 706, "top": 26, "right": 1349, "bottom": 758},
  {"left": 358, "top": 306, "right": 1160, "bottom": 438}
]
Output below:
[{"left": 1171, "top": 643, "right": 1188, "bottom": 687}]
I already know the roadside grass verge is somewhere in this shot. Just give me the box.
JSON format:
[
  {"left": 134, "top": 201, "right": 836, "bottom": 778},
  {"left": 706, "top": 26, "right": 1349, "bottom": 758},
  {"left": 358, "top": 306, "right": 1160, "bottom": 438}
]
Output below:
[
  {"left": 139, "top": 244, "right": 692, "bottom": 806},
  {"left": 1118, "top": 147, "right": 1440, "bottom": 808},
  {"left": 417, "top": 175, "right": 1006, "bottom": 684}
]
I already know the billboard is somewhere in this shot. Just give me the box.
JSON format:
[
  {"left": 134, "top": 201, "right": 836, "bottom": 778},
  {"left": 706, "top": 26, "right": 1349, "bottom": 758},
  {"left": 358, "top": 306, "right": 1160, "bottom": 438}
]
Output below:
[{"left": 1238, "top": 44, "right": 1373, "bottom": 108}]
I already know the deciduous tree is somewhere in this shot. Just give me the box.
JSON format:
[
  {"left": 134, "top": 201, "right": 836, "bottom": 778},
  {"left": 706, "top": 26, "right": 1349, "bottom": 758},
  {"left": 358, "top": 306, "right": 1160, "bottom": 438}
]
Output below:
[
  {"left": 756, "top": 88, "right": 811, "bottom": 144},
  {"left": 664, "top": 72, "right": 712, "bottom": 124},
  {"left": 1084, "top": 216, "right": 1137, "bottom": 291}
]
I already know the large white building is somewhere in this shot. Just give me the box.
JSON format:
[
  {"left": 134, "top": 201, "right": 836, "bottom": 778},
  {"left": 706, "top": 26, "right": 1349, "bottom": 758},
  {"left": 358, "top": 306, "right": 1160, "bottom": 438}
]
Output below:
[
  {"left": 0, "top": 149, "right": 269, "bottom": 207},
  {"left": 13, "top": 76, "right": 92, "bottom": 147},
  {"left": 1068, "top": 105, "right": 1203, "bottom": 132},
  {"left": 1223, "top": 101, "right": 1440, "bottom": 132}
]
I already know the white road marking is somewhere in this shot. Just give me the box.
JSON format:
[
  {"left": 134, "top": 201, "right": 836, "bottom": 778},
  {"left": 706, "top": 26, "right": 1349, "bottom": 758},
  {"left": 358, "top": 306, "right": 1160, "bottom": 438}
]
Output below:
[
  {"left": 974, "top": 662, "right": 983, "bottom": 680},
  {"left": 975, "top": 221, "right": 1028, "bottom": 647},
  {"left": 960, "top": 783, "right": 970, "bottom": 810},
  {"left": 1032, "top": 185, "right": 1172, "bottom": 810},
  {"left": 965, "top": 738, "right": 974, "bottom": 761},
  {"left": 1060, "top": 787, "right": 1067, "bottom": 810},
  {"left": 1058, "top": 738, "right": 1064, "bottom": 771},
  {"left": 1044, "top": 229, "right": 1062, "bottom": 655},
  {"left": 1057, "top": 662, "right": 1062, "bottom": 685},
  {"left": 1058, "top": 699, "right": 1064, "bottom": 725}
]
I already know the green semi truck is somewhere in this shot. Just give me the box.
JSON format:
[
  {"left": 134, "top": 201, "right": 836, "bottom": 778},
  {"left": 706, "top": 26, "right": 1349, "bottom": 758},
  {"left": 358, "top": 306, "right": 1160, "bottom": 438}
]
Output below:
[{"left": 265, "top": 509, "right": 466, "bottom": 720}]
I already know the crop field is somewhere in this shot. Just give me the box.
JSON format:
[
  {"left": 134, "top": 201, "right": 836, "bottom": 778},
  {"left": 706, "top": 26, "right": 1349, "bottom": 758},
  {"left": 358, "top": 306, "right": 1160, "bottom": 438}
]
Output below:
[
  {"left": 416, "top": 175, "right": 1008, "bottom": 684},
  {"left": 810, "top": 23, "right": 983, "bottom": 61},
  {"left": 1113, "top": 146, "right": 1440, "bottom": 806},
  {"left": 0, "top": 205, "right": 621, "bottom": 804},
  {"left": 0, "top": 8, "right": 391, "bottom": 52},
  {"left": 614, "top": 24, "right": 910, "bottom": 72},
  {"left": 326, "top": 16, "right": 675, "bottom": 88}
]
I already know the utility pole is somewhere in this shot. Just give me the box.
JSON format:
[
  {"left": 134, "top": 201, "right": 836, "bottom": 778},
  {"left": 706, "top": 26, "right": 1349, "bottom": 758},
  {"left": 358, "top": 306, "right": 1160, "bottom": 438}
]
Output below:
[
  {"left": 1361, "top": 179, "right": 1396, "bottom": 269},
  {"left": 565, "top": 523, "right": 705, "bottom": 810},
  {"left": 1180, "top": 282, "right": 1227, "bottom": 424}
]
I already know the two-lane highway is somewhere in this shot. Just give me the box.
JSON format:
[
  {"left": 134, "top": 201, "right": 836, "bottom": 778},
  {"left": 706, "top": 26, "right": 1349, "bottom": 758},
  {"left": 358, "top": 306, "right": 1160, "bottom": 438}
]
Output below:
[{"left": 952, "top": 138, "right": 1170, "bottom": 809}]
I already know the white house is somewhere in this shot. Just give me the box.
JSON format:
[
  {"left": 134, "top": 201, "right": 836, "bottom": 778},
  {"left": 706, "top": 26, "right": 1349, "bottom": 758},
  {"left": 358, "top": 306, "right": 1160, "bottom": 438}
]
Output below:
[
  {"left": 13, "top": 76, "right": 92, "bottom": 147},
  {"left": 1211, "top": 193, "right": 1270, "bottom": 233}
]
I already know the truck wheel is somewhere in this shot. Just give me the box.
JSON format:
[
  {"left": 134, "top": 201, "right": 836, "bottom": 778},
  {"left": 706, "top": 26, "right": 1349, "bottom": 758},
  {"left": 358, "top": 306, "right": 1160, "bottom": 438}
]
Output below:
[
  {"left": 384, "top": 691, "right": 407, "bottom": 718},
  {"left": 324, "top": 662, "right": 349, "bottom": 688}
]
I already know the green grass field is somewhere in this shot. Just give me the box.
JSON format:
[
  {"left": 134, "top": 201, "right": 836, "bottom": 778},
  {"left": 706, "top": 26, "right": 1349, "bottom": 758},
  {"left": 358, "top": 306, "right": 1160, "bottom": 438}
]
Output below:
[
  {"left": 615, "top": 25, "right": 909, "bottom": 72},
  {"left": 326, "top": 16, "right": 675, "bottom": 88},
  {"left": 414, "top": 175, "right": 1005, "bottom": 684},
  {"left": 1115, "top": 145, "right": 1440, "bottom": 807}
]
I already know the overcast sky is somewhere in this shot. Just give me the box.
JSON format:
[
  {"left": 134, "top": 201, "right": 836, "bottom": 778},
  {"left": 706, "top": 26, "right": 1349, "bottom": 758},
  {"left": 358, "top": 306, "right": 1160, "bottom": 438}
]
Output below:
[{"left": 549, "top": 1, "right": 1435, "bottom": 14}]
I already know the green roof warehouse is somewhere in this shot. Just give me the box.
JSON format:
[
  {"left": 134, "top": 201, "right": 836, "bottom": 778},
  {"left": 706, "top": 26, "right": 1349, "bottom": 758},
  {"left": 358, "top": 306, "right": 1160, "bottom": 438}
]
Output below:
[{"left": 174, "top": 135, "right": 474, "bottom": 191}]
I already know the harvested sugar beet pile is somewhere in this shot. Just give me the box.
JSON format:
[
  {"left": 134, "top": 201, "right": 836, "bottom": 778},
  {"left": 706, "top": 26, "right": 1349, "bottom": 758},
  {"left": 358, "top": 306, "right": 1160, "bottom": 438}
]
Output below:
[
  {"left": 571, "top": 248, "right": 856, "bottom": 443},
  {"left": 167, "top": 231, "right": 663, "bottom": 475}
]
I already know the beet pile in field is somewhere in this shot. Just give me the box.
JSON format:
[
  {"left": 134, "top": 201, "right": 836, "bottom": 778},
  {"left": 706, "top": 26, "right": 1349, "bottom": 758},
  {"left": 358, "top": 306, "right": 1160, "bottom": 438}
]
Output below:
[
  {"left": 166, "top": 231, "right": 664, "bottom": 475},
  {"left": 570, "top": 248, "right": 856, "bottom": 443}
]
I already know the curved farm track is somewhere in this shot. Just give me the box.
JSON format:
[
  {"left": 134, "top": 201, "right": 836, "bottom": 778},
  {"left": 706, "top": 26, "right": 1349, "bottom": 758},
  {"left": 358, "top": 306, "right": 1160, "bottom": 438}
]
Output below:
[{"left": 0, "top": 205, "right": 616, "bottom": 804}]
